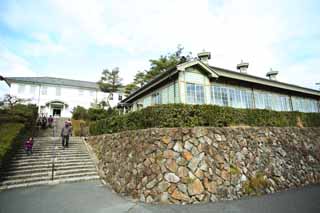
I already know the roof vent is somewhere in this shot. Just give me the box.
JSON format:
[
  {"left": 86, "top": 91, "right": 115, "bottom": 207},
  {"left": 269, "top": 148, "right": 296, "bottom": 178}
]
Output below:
[
  {"left": 266, "top": 68, "right": 279, "bottom": 80},
  {"left": 197, "top": 51, "right": 211, "bottom": 64},
  {"left": 236, "top": 60, "right": 249, "bottom": 74}
]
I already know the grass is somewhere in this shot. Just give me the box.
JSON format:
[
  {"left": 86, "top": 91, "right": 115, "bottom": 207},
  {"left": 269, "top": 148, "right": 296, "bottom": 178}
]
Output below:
[
  {"left": 242, "top": 172, "right": 270, "bottom": 195},
  {"left": 71, "top": 119, "right": 87, "bottom": 136},
  {"left": 0, "top": 123, "right": 24, "bottom": 160}
]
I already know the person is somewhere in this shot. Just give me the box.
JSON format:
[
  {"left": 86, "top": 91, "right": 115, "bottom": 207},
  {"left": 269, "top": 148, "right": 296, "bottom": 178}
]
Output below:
[
  {"left": 24, "top": 137, "right": 33, "bottom": 156},
  {"left": 48, "top": 115, "right": 54, "bottom": 128},
  {"left": 41, "top": 116, "right": 47, "bottom": 129},
  {"left": 61, "top": 121, "right": 72, "bottom": 148}
]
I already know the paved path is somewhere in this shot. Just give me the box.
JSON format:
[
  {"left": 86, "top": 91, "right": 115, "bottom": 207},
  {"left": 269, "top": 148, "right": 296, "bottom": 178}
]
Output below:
[{"left": 0, "top": 181, "right": 319, "bottom": 213}]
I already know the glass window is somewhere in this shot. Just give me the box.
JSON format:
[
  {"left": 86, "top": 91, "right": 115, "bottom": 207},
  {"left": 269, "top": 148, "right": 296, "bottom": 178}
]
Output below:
[
  {"left": 29, "top": 85, "right": 36, "bottom": 94},
  {"left": 56, "top": 87, "right": 61, "bottom": 96},
  {"left": 212, "top": 84, "right": 253, "bottom": 109},
  {"left": 119, "top": 95, "right": 122, "bottom": 101},
  {"left": 291, "top": 96, "right": 319, "bottom": 112},
  {"left": 187, "top": 83, "right": 204, "bottom": 104},
  {"left": 109, "top": 93, "right": 113, "bottom": 100},
  {"left": 41, "top": 86, "right": 47, "bottom": 95},
  {"left": 152, "top": 92, "right": 161, "bottom": 105},
  {"left": 18, "top": 84, "right": 26, "bottom": 93}
]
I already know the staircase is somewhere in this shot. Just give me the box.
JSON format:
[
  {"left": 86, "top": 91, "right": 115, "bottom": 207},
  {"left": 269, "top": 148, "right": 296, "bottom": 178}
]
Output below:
[{"left": 0, "top": 119, "right": 99, "bottom": 190}]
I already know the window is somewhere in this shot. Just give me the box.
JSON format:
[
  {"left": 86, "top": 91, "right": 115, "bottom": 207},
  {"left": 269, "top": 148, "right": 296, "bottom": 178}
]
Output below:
[
  {"left": 292, "top": 97, "right": 319, "bottom": 112},
  {"left": 109, "top": 93, "right": 113, "bottom": 100},
  {"left": 41, "top": 86, "right": 47, "bottom": 95},
  {"left": 18, "top": 84, "right": 26, "bottom": 93},
  {"left": 119, "top": 95, "right": 122, "bottom": 101},
  {"left": 211, "top": 84, "right": 253, "bottom": 109},
  {"left": 56, "top": 87, "right": 61, "bottom": 96},
  {"left": 186, "top": 83, "right": 205, "bottom": 104},
  {"left": 90, "top": 91, "right": 95, "bottom": 96},
  {"left": 152, "top": 92, "right": 161, "bottom": 105},
  {"left": 79, "top": 89, "right": 84, "bottom": 96},
  {"left": 29, "top": 85, "right": 36, "bottom": 94}
]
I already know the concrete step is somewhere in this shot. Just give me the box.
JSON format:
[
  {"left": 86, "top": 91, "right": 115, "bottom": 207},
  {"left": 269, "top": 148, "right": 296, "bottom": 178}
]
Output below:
[
  {"left": 54, "top": 171, "right": 98, "bottom": 179},
  {"left": 2, "top": 171, "right": 50, "bottom": 180},
  {"left": 3, "top": 167, "right": 50, "bottom": 176},
  {"left": 0, "top": 180, "right": 50, "bottom": 190},
  {"left": 9, "top": 159, "right": 52, "bottom": 165},
  {"left": 0, "top": 176, "right": 50, "bottom": 186},
  {"left": 8, "top": 164, "right": 51, "bottom": 171},
  {"left": 13, "top": 153, "right": 90, "bottom": 160},
  {"left": 54, "top": 162, "right": 95, "bottom": 167},
  {"left": 55, "top": 164, "right": 95, "bottom": 170},
  {"left": 51, "top": 175, "right": 100, "bottom": 184},
  {"left": 14, "top": 152, "right": 86, "bottom": 157},
  {"left": 55, "top": 168, "right": 97, "bottom": 176}
]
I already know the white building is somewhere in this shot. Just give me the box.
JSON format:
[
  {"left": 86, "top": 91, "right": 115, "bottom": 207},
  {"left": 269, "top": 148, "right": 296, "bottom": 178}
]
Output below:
[{"left": 5, "top": 77, "right": 124, "bottom": 117}]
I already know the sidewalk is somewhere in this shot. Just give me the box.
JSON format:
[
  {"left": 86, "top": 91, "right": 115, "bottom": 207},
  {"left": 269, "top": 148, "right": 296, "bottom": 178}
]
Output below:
[{"left": 0, "top": 180, "right": 319, "bottom": 213}]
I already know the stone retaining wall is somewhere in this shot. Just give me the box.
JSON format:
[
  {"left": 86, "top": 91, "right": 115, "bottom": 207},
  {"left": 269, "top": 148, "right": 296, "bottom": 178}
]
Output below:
[{"left": 88, "top": 127, "right": 320, "bottom": 204}]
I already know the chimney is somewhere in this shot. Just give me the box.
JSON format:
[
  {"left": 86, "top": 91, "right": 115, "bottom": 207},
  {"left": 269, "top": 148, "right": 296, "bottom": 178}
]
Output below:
[
  {"left": 236, "top": 60, "right": 249, "bottom": 74},
  {"left": 266, "top": 68, "right": 279, "bottom": 80},
  {"left": 197, "top": 51, "right": 211, "bottom": 64}
]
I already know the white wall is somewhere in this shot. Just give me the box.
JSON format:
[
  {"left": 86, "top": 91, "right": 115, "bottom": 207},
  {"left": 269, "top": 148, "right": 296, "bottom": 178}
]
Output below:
[{"left": 9, "top": 82, "right": 124, "bottom": 117}]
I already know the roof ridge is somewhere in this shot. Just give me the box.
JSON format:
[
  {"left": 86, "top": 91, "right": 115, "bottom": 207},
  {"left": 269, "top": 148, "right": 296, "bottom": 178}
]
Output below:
[
  {"left": 8, "top": 76, "right": 97, "bottom": 84},
  {"left": 210, "top": 65, "right": 319, "bottom": 93}
]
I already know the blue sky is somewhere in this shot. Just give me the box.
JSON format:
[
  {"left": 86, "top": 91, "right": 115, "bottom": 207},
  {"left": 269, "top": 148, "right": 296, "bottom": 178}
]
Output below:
[{"left": 1, "top": 0, "right": 320, "bottom": 98}]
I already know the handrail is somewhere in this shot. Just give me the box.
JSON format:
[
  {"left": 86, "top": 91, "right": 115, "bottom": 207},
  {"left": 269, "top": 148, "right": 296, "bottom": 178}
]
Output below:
[{"left": 51, "top": 118, "right": 57, "bottom": 181}]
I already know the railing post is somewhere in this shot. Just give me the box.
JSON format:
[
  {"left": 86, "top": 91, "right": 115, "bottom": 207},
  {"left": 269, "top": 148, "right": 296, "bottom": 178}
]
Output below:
[{"left": 51, "top": 118, "right": 57, "bottom": 181}]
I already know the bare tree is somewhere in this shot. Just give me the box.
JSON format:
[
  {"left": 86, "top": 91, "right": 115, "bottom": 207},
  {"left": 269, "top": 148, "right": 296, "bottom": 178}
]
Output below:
[{"left": 3, "top": 94, "right": 29, "bottom": 108}]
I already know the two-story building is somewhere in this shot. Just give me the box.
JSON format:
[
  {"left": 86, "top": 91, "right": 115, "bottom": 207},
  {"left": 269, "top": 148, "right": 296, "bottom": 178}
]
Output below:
[
  {"left": 120, "top": 51, "right": 320, "bottom": 113},
  {"left": 5, "top": 77, "right": 124, "bottom": 117}
]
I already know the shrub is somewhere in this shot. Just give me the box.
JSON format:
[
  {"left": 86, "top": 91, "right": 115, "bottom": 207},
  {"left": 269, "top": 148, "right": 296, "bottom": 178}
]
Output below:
[
  {"left": 0, "top": 104, "right": 38, "bottom": 127},
  {"left": 89, "top": 104, "right": 320, "bottom": 135},
  {"left": 0, "top": 123, "right": 25, "bottom": 169},
  {"left": 72, "top": 106, "right": 88, "bottom": 120}
]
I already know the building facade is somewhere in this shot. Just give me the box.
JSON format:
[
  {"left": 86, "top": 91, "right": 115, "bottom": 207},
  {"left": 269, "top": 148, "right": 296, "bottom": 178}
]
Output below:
[
  {"left": 121, "top": 52, "right": 320, "bottom": 113},
  {"left": 6, "top": 77, "right": 124, "bottom": 117}
]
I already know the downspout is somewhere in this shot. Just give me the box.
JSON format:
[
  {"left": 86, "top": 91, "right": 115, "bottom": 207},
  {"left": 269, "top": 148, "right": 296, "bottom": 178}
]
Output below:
[
  {"left": 289, "top": 95, "right": 294, "bottom": 111},
  {"left": 38, "top": 84, "right": 41, "bottom": 114},
  {"left": 251, "top": 87, "right": 256, "bottom": 109}
]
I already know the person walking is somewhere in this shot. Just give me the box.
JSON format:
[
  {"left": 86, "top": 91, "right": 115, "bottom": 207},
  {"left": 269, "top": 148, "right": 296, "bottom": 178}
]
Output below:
[
  {"left": 48, "top": 115, "right": 54, "bottom": 128},
  {"left": 61, "top": 121, "right": 72, "bottom": 148},
  {"left": 24, "top": 137, "right": 34, "bottom": 156}
]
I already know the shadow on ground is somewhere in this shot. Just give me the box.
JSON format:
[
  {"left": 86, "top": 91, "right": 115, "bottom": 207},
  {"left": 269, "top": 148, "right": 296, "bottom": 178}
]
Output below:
[{"left": 0, "top": 180, "right": 320, "bottom": 213}]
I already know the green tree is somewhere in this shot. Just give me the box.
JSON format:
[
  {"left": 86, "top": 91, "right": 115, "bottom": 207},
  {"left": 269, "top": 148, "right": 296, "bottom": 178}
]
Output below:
[
  {"left": 124, "top": 83, "right": 138, "bottom": 96},
  {"left": 98, "top": 67, "right": 123, "bottom": 93},
  {"left": 72, "top": 106, "right": 88, "bottom": 120},
  {"left": 132, "top": 45, "right": 192, "bottom": 87},
  {"left": 134, "top": 71, "right": 147, "bottom": 87}
]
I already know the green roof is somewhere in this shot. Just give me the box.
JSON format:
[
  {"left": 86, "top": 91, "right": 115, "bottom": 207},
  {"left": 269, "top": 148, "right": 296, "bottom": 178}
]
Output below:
[{"left": 7, "top": 77, "right": 99, "bottom": 90}]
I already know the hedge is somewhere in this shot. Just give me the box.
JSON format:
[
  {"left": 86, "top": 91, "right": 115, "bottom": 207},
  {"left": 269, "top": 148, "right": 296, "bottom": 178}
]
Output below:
[
  {"left": 0, "top": 123, "right": 25, "bottom": 170},
  {"left": 89, "top": 104, "right": 320, "bottom": 135},
  {"left": 0, "top": 104, "right": 38, "bottom": 171},
  {"left": 0, "top": 104, "right": 38, "bottom": 128}
]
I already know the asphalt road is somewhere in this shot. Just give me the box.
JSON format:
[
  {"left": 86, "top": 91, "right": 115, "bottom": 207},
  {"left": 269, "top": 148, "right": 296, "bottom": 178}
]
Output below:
[{"left": 0, "top": 181, "right": 319, "bottom": 213}]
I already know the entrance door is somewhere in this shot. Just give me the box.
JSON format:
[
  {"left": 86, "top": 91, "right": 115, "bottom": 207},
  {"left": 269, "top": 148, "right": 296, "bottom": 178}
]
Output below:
[{"left": 53, "top": 108, "right": 61, "bottom": 117}]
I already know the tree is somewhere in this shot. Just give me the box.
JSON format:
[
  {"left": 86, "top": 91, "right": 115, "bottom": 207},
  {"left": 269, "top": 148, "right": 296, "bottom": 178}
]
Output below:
[
  {"left": 98, "top": 67, "right": 123, "bottom": 93},
  {"left": 131, "top": 45, "right": 193, "bottom": 87},
  {"left": 72, "top": 106, "right": 88, "bottom": 120},
  {"left": 134, "top": 71, "right": 147, "bottom": 87},
  {"left": 124, "top": 83, "right": 138, "bottom": 96},
  {"left": 3, "top": 94, "right": 28, "bottom": 108}
]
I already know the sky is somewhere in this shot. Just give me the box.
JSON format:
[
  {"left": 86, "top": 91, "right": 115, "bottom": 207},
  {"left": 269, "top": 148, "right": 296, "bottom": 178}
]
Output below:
[{"left": 0, "top": 0, "right": 320, "bottom": 98}]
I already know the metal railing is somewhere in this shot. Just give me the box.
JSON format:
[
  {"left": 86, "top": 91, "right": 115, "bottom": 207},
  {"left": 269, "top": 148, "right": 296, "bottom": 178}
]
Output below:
[{"left": 51, "top": 119, "right": 57, "bottom": 181}]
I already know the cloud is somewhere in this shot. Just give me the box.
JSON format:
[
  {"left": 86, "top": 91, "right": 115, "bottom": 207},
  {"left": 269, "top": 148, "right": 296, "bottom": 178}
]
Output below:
[
  {"left": 0, "top": 46, "right": 36, "bottom": 77},
  {"left": 0, "top": 0, "right": 319, "bottom": 91}
]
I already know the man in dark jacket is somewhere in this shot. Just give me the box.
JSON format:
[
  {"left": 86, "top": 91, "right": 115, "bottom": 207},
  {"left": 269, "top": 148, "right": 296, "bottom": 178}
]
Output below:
[{"left": 61, "top": 121, "right": 72, "bottom": 148}]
